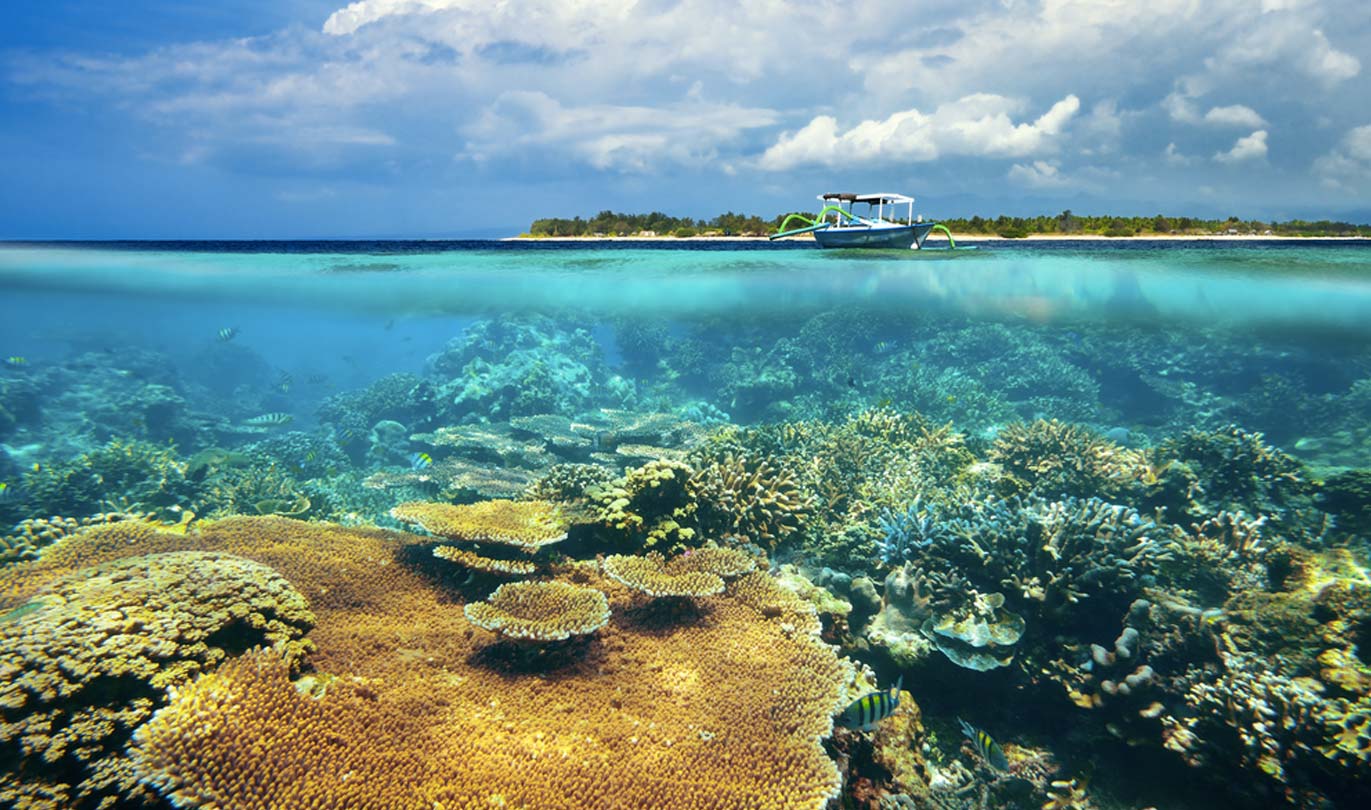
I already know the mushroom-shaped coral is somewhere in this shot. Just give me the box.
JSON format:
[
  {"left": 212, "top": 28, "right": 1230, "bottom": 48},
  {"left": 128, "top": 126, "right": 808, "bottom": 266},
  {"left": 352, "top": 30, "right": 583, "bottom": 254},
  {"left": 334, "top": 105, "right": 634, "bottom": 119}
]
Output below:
[
  {"left": 390, "top": 498, "right": 568, "bottom": 547},
  {"left": 675, "top": 544, "right": 758, "bottom": 578},
  {"left": 432, "top": 545, "right": 538, "bottom": 576},
  {"left": 602, "top": 551, "right": 727, "bottom": 598},
  {"left": 463, "top": 580, "right": 610, "bottom": 642}
]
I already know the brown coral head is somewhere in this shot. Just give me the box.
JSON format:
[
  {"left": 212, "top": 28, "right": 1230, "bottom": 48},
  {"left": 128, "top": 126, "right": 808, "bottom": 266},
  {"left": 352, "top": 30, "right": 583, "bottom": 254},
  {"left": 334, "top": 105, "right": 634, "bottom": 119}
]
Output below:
[
  {"left": 602, "top": 552, "right": 727, "bottom": 598},
  {"left": 390, "top": 499, "right": 568, "bottom": 547},
  {"left": 463, "top": 580, "right": 610, "bottom": 642}
]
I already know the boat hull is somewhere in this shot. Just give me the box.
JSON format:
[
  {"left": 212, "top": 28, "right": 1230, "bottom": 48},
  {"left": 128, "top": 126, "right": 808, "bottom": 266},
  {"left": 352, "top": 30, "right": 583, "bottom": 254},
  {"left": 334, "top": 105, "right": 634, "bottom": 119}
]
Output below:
[{"left": 813, "top": 222, "right": 938, "bottom": 249}]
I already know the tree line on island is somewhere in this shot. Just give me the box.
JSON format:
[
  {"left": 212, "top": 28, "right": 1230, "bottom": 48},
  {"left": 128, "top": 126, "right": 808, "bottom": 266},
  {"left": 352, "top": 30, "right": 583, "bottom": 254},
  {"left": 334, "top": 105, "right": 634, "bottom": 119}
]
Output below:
[{"left": 526, "top": 209, "right": 1370, "bottom": 238}]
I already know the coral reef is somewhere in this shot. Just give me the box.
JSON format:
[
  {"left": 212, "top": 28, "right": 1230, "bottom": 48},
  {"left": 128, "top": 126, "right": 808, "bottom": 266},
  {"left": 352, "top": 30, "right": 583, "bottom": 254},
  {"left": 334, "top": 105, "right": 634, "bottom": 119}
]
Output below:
[
  {"left": 3, "top": 515, "right": 855, "bottom": 810},
  {"left": 463, "top": 580, "right": 612, "bottom": 642}
]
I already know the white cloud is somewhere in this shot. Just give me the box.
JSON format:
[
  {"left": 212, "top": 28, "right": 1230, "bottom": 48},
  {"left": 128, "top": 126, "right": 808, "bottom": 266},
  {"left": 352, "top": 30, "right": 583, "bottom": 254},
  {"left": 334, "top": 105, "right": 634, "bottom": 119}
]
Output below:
[
  {"left": 1163, "top": 142, "right": 1195, "bottom": 166},
  {"left": 759, "top": 94, "right": 1079, "bottom": 170},
  {"left": 1314, "top": 124, "right": 1371, "bottom": 190},
  {"left": 463, "top": 91, "right": 776, "bottom": 171},
  {"left": 1215, "top": 130, "right": 1269, "bottom": 163},
  {"left": 1203, "top": 105, "right": 1266, "bottom": 128},
  {"left": 1008, "top": 160, "right": 1070, "bottom": 188}
]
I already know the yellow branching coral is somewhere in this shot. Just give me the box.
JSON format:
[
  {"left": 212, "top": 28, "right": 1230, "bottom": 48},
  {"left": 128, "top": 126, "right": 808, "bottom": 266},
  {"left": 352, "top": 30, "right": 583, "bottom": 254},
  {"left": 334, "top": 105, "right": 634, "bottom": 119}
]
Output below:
[
  {"left": 433, "top": 545, "right": 538, "bottom": 576},
  {"left": 463, "top": 580, "right": 611, "bottom": 642},
  {"left": 0, "top": 551, "right": 313, "bottom": 808},
  {"left": 390, "top": 499, "right": 568, "bottom": 547},
  {"left": 990, "top": 418, "right": 1144, "bottom": 499},
  {"left": 602, "top": 552, "right": 727, "bottom": 598},
  {"left": 691, "top": 453, "right": 811, "bottom": 548}
]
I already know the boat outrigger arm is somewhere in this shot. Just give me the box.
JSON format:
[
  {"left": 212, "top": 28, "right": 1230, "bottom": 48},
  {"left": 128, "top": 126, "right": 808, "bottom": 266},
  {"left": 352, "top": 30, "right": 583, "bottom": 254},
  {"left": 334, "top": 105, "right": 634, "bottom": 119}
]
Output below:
[{"left": 770, "top": 192, "right": 952, "bottom": 249}]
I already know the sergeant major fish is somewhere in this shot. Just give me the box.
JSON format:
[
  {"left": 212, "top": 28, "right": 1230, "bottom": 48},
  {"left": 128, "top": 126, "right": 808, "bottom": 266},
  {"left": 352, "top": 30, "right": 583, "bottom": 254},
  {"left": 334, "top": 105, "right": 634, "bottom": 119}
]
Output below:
[
  {"left": 958, "top": 718, "right": 1009, "bottom": 772},
  {"left": 836, "top": 675, "right": 903, "bottom": 731},
  {"left": 410, "top": 451, "right": 433, "bottom": 470},
  {"left": 217, "top": 327, "right": 239, "bottom": 342},
  {"left": 244, "top": 412, "right": 293, "bottom": 427}
]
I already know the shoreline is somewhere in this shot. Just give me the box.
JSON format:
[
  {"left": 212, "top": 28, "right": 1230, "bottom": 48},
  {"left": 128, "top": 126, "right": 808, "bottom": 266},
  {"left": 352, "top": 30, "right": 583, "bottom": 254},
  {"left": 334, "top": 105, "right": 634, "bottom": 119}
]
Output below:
[{"left": 505, "top": 233, "right": 1368, "bottom": 242}]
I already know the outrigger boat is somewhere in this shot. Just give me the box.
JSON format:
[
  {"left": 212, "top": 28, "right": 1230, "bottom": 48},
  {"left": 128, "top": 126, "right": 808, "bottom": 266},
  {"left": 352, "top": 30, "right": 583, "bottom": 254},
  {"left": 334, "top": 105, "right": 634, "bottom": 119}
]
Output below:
[{"left": 770, "top": 192, "right": 953, "bottom": 249}]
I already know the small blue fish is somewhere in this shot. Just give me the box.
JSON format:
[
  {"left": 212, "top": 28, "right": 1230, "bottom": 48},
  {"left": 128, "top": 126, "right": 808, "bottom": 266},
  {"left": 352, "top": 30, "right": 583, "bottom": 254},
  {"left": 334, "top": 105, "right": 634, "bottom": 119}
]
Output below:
[
  {"left": 410, "top": 452, "right": 433, "bottom": 470},
  {"left": 836, "top": 675, "right": 902, "bottom": 731},
  {"left": 959, "top": 718, "right": 1010, "bottom": 772},
  {"left": 217, "top": 327, "right": 239, "bottom": 342}
]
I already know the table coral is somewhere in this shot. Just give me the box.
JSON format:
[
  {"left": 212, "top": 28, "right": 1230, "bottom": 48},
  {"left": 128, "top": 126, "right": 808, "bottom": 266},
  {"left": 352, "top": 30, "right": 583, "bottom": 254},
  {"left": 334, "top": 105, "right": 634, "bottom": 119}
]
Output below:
[
  {"left": 463, "top": 580, "right": 611, "bottom": 642},
  {"left": 433, "top": 545, "right": 538, "bottom": 576},
  {"left": 603, "top": 551, "right": 726, "bottom": 598},
  {"left": 0, "top": 550, "right": 313, "bottom": 809},
  {"left": 390, "top": 498, "right": 568, "bottom": 547}
]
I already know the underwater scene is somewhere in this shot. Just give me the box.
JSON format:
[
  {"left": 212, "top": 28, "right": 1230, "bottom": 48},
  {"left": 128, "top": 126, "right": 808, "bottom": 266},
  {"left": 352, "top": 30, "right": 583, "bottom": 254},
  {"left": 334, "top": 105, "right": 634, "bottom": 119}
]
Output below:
[{"left": 3, "top": 239, "right": 1371, "bottom": 810}]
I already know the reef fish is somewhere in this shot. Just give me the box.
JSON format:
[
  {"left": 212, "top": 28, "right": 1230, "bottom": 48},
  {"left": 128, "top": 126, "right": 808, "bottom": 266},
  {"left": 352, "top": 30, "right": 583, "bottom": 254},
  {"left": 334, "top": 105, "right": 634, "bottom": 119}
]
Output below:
[
  {"left": 410, "top": 451, "right": 433, "bottom": 470},
  {"left": 277, "top": 372, "right": 294, "bottom": 393},
  {"left": 958, "top": 718, "right": 1009, "bottom": 772},
  {"left": 0, "top": 481, "right": 13, "bottom": 500},
  {"left": 217, "top": 327, "right": 239, "bottom": 342},
  {"left": 836, "top": 675, "right": 902, "bottom": 731},
  {"left": 244, "top": 412, "right": 293, "bottom": 427},
  {"left": 4, "top": 356, "right": 27, "bottom": 368}
]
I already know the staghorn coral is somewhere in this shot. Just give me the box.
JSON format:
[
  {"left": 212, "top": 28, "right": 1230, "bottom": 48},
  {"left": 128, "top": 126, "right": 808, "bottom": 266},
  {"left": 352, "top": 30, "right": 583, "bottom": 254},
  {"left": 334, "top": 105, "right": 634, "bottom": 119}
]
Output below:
[
  {"left": 72, "top": 515, "right": 856, "bottom": 810},
  {"left": 988, "top": 419, "right": 1143, "bottom": 500},
  {"left": 463, "top": 580, "right": 611, "bottom": 642},
  {"left": 603, "top": 552, "right": 726, "bottom": 598},
  {"left": 0, "top": 550, "right": 313, "bottom": 809},
  {"left": 432, "top": 545, "right": 538, "bottom": 576},
  {"left": 690, "top": 451, "right": 811, "bottom": 549},
  {"left": 390, "top": 498, "right": 568, "bottom": 547}
]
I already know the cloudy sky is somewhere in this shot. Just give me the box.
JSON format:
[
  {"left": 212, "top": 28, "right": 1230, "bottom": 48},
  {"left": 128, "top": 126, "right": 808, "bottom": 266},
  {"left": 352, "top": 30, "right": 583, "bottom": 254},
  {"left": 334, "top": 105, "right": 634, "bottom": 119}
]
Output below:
[{"left": 3, "top": 0, "right": 1370, "bottom": 237}]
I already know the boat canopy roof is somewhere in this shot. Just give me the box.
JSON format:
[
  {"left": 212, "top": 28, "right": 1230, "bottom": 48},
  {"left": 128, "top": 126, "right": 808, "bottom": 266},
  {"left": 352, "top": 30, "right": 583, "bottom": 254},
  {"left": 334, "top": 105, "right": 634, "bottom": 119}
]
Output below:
[{"left": 819, "top": 192, "right": 915, "bottom": 204}]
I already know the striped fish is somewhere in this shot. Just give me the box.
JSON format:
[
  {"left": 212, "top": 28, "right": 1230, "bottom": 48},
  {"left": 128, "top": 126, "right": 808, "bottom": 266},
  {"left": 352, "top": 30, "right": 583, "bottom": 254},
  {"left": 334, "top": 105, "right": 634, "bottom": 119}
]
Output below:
[
  {"left": 4, "top": 356, "right": 28, "bottom": 368},
  {"left": 410, "top": 451, "right": 433, "bottom": 470},
  {"left": 217, "top": 327, "right": 239, "bottom": 342},
  {"left": 836, "top": 675, "right": 902, "bottom": 731},
  {"left": 244, "top": 412, "right": 294, "bottom": 427},
  {"left": 958, "top": 718, "right": 1010, "bottom": 771}
]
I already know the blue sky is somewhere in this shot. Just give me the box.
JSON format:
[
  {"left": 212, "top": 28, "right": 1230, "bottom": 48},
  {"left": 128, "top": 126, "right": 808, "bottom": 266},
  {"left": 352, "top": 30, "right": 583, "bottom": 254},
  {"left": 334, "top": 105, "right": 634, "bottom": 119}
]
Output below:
[{"left": 3, "top": 0, "right": 1370, "bottom": 238}]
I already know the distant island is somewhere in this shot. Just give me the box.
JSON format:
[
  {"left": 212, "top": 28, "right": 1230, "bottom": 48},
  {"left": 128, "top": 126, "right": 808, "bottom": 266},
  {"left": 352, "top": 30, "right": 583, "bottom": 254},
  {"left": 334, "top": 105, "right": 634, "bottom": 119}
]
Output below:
[{"left": 524, "top": 210, "right": 1371, "bottom": 239}]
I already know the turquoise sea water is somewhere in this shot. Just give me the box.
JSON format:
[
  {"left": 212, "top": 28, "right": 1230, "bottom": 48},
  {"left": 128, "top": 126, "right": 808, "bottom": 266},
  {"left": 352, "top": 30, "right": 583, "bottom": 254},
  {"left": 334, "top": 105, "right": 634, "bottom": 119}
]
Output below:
[{"left": 2, "top": 239, "right": 1371, "bottom": 809}]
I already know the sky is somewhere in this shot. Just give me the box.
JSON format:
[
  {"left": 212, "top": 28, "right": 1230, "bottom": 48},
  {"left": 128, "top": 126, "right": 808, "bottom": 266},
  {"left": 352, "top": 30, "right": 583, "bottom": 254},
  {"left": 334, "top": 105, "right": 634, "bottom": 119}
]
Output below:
[{"left": 2, "top": 0, "right": 1370, "bottom": 238}]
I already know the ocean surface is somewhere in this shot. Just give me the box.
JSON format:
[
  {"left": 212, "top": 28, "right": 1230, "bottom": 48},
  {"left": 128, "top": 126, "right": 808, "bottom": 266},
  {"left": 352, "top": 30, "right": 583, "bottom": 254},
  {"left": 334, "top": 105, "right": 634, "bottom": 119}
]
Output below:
[{"left": 1, "top": 239, "right": 1370, "bottom": 810}]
